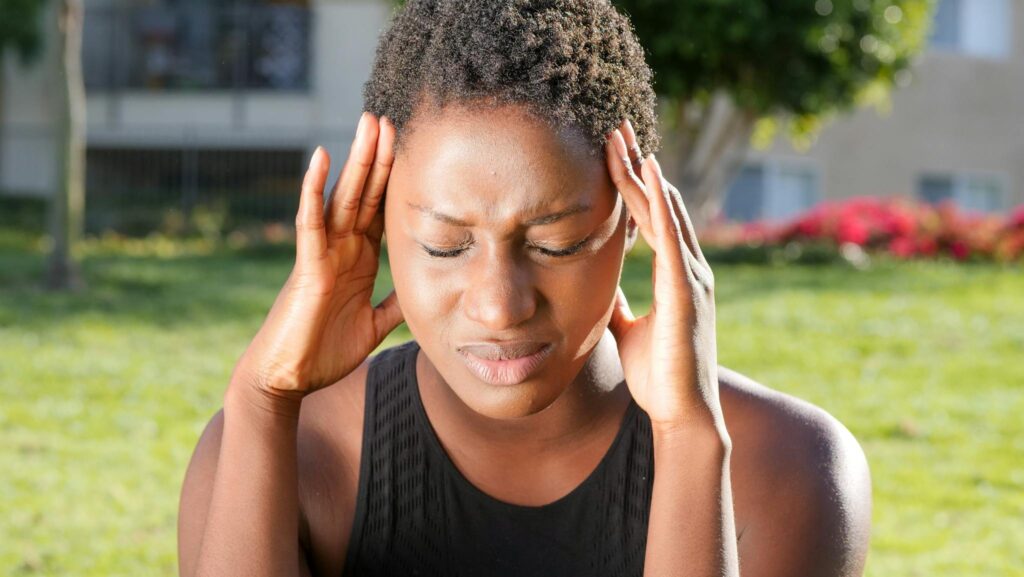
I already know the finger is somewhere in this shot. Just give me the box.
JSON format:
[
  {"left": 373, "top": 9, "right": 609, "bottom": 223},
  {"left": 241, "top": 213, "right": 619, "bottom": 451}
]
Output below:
[
  {"left": 640, "top": 155, "right": 695, "bottom": 291},
  {"left": 295, "top": 146, "right": 330, "bottom": 268},
  {"left": 620, "top": 118, "right": 645, "bottom": 173},
  {"left": 605, "top": 130, "right": 656, "bottom": 250},
  {"left": 354, "top": 116, "right": 396, "bottom": 236},
  {"left": 607, "top": 285, "right": 635, "bottom": 343},
  {"left": 326, "top": 112, "right": 380, "bottom": 240},
  {"left": 372, "top": 289, "right": 405, "bottom": 340},
  {"left": 651, "top": 159, "right": 712, "bottom": 272}
]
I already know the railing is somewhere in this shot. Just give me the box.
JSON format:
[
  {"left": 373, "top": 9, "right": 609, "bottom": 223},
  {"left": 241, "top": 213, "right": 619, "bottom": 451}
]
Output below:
[
  {"left": 1, "top": 124, "right": 329, "bottom": 236},
  {"left": 83, "top": 2, "right": 311, "bottom": 93}
]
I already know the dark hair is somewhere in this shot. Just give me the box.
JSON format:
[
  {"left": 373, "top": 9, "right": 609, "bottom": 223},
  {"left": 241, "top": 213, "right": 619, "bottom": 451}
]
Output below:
[{"left": 362, "top": 0, "right": 660, "bottom": 158}]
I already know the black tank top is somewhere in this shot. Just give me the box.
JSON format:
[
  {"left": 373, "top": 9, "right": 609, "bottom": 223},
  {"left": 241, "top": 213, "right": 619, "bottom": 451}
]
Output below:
[{"left": 342, "top": 340, "right": 655, "bottom": 577}]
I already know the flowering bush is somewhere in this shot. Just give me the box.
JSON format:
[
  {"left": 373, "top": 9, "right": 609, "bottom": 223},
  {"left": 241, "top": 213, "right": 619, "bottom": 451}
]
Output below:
[{"left": 699, "top": 196, "right": 1024, "bottom": 264}]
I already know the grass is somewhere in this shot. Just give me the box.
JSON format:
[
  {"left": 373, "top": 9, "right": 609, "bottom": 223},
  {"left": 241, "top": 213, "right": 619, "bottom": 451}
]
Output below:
[{"left": 1, "top": 229, "right": 1022, "bottom": 576}]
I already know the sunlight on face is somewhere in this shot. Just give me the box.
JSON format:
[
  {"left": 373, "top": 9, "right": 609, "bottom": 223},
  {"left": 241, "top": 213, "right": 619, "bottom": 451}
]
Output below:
[{"left": 384, "top": 104, "right": 631, "bottom": 419}]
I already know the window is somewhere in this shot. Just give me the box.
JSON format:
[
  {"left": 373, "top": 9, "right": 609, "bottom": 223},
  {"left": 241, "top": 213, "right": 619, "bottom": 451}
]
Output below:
[
  {"left": 917, "top": 172, "right": 1010, "bottom": 213},
  {"left": 722, "top": 161, "right": 821, "bottom": 223},
  {"left": 929, "top": 0, "right": 1012, "bottom": 59},
  {"left": 930, "top": 0, "right": 961, "bottom": 49},
  {"left": 84, "top": 1, "right": 312, "bottom": 92}
]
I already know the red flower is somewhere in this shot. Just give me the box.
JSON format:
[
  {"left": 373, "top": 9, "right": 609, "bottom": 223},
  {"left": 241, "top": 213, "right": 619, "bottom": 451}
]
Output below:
[
  {"left": 836, "top": 217, "right": 870, "bottom": 245},
  {"left": 889, "top": 237, "right": 916, "bottom": 258},
  {"left": 949, "top": 240, "right": 971, "bottom": 261}
]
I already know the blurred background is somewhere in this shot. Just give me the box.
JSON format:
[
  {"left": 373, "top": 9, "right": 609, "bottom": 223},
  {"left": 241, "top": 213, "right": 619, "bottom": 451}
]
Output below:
[{"left": 0, "top": 0, "right": 1021, "bottom": 575}]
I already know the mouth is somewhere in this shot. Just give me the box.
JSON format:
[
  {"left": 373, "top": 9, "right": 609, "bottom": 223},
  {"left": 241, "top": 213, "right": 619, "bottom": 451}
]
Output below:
[{"left": 457, "top": 342, "right": 553, "bottom": 386}]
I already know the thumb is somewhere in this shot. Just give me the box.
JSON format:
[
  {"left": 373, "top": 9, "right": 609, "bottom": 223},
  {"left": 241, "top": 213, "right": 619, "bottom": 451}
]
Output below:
[
  {"left": 373, "top": 289, "right": 405, "bottom": 339},
  {"left": 607, "top": 285, "right": 634, "bottom": 343}
]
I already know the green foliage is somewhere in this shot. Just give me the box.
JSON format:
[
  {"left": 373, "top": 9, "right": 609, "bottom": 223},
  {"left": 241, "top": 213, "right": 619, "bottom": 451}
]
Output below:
[
  {"left": 1, "top": 235, "right": 1023, "bottom": 575},
  {"left": 0, "top": 0, "right": 49, "bottom": 64},
  {"left": 614, "top": 0, "right": 935, "bottom": 135}
]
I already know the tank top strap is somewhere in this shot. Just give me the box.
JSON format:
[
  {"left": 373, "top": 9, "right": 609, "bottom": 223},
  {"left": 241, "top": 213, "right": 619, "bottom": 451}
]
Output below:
[{"left": 342, "top": 340, "right": 454, "bottom": 576}]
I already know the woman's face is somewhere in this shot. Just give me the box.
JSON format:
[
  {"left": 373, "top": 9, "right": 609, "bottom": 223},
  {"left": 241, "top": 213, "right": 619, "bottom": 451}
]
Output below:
[{"left": 385, "top": 104, "right": 635, "bottom": 419}]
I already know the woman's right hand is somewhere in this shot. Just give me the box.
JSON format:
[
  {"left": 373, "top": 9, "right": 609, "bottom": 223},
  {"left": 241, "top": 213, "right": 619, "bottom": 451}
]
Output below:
[{"left": 229, "top": 112, "right": 404, "bottom": 404}]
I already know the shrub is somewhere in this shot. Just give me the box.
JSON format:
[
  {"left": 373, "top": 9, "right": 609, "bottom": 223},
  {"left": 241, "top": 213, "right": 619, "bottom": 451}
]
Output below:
[{"left": 700, "top": 196, "right": 1024, "bottom": 264}]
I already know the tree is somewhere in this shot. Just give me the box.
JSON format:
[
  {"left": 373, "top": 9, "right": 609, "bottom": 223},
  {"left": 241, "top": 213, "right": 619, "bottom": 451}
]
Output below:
[
  {"left": 47, "top": 0, "right": 87, "bottom": 291},
  {"left": 0, "top": 0, "right": 46, "bottom": 59},
  {"left": 0, "top": 0, "right": 87, "bottom": 291},
  {"left": 0, "top": 0, "right": 48, "bottom": 193},
  {"left": 614, "top": 0, "right": 935, "bottom": 228}
]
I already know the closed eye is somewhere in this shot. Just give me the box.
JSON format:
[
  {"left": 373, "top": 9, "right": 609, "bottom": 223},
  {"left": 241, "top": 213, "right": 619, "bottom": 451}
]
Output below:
[
  {"left": 419, "top": 237, "right": 591, "bottom": 259},
  {"left": 417, "top": 240, "right": 473, "bottom": 258},
  {"left": 534, "top": 237, "right": 590, "bottom": 257}
]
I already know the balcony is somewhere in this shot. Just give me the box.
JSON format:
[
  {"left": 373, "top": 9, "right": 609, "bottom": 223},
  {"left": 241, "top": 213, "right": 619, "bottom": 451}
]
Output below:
[{"left": 83, "top": 2, "right": 312, "bottom": 93}]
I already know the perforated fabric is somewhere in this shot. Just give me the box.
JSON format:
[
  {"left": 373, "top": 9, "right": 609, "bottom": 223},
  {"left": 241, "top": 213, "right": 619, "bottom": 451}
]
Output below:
[{"left": 341, "top": 340, "right": 654, "bottom": 577}]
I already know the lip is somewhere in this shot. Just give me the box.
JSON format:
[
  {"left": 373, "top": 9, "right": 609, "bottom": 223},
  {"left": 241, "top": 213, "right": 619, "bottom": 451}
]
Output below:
[{"left": 457, "top": 342, "right": 554, "bottom": 386}]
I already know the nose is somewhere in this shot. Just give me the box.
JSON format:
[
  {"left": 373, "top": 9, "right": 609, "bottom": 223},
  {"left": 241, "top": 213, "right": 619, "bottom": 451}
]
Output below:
[{"left": 462, "top": 249, "right": 537, "bottom": 331}]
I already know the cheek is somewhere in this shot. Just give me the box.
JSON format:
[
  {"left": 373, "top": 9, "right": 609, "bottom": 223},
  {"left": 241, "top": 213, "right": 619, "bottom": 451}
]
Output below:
[
  {"left": 539, "top": 233, "right": 625, "bottom": 342},
  {"left": 386, "top": 227, "right": 458, "bottom": 338}
]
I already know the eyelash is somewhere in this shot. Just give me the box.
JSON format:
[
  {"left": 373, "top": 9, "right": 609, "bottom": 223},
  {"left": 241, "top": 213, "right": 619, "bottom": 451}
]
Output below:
[{"left": 420, "top": 237, "right": 591, "bottom": 259}]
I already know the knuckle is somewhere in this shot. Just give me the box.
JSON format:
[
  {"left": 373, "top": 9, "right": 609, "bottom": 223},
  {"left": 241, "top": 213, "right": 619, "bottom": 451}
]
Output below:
[
  {"left": 339, "top": 195, "right": 362, "bottom": 212},
  {"left": 350, "top": 156, "right": 374, "bottom": 171},
  {"left": 295, "top": 214, "right": 325, "bottom": 231}
]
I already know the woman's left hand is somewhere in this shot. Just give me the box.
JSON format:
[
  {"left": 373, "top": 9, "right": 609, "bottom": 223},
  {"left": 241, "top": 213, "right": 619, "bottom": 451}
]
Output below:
[{"left": 604, "top": 119, "right": 724, "bottom": 437}]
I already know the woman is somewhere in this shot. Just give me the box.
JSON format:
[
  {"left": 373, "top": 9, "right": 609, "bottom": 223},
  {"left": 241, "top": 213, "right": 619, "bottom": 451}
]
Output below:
[{"left": 178, "top": 1, "right": 872, "bottom": 576}]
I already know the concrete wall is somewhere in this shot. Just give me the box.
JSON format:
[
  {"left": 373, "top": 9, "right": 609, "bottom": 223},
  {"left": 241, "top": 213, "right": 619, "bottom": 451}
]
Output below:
[
  {"left": 755, "top": 0, "right": 1024, "bottom": 210},
  {"left": 0, "top": 0, "right": 393, "bottom": 198}
]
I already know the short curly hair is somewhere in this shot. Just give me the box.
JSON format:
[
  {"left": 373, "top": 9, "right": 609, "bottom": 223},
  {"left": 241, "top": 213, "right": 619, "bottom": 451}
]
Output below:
[{"left": 362, "top": 0, "right": 660, "bottom": 159}]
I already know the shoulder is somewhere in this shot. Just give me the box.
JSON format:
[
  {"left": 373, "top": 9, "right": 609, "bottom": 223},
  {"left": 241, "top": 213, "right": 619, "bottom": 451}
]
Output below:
[
  {"left": 718, "top": 366, "right": 872, "bottom": 577},
  {"left": 177, "top": 341, "right": 413, "bottom": 577},
  {"left": 295, "top": 340, "right": 415, "bottom": 575}
]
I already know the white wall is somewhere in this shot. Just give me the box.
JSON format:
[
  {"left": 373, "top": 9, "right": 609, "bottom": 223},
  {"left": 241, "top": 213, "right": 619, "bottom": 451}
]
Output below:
[{"left": 0, "top": 0, "right": 392, "bottom": 198}]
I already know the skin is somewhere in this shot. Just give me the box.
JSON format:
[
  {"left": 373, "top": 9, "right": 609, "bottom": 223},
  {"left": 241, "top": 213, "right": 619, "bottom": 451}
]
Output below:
[{"left": 177, "top": 107, "right": 873, "bottom": 577}]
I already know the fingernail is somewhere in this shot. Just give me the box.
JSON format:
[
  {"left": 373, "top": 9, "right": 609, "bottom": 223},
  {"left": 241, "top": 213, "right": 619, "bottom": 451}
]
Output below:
[
  {"left": 625, "top": 118, "right": 635, "bottom": 134},
  {"left": 309, "top": 146, "right": 322, "bottom": 168}
]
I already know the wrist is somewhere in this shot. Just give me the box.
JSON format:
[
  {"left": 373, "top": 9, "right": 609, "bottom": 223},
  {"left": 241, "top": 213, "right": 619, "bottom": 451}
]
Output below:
[
  {"left": 651, "top": 418, "right": 732, "bottom": 459},
  {"left": 225, "top": 375, "right": 305, "bottom": 422}
]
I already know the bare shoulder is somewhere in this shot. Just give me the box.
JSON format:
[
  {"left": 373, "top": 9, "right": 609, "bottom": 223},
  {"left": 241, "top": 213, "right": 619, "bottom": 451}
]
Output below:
[
  {"left": 718, "top": 366, "right": 873, "bottom": 577},
  {"left": 293, "top": 350, "right": 378, "bottom": 577},
  {"left": 177, "top": 344, "right": 401, "bottom": 577}
]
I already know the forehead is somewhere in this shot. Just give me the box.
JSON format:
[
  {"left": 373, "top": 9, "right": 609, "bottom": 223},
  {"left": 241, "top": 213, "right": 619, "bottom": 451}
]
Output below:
[{"left": 388, "top": 105, "right": 610, "bottom": 223}]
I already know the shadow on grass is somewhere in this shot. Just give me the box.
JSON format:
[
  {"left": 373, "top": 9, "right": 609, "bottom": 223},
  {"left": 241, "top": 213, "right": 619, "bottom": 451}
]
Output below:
[{"left": 2, "top": 246, "right": 314, "bottom": 330}]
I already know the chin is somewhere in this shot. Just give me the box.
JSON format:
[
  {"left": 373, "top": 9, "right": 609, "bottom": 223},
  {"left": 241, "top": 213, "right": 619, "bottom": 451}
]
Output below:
[{"left": 449, "top": 368, "right": 567, "bottom": 420}]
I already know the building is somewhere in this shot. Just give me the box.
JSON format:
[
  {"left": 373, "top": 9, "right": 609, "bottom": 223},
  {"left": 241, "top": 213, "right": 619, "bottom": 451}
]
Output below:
[
  {"left": 2, "top": 0, "right": 1021, "bottom": 230},
  {"left": 0, "top": 0, "right": 392, "bottom": 232},
  {"left": 724, "top": 0, "right": 1023, "bottom": 222}
]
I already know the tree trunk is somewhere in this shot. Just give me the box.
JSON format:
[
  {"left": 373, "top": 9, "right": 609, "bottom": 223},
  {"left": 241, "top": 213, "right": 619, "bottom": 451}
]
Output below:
[
  {"left": 0, "top": 75, "right": 5, "bottom": 189},
  {"left": 46, "top": 0, "right": 86, "bottom": 291},
  {"left": 656, "top": 91, "right": 757, "bottom": 233}
]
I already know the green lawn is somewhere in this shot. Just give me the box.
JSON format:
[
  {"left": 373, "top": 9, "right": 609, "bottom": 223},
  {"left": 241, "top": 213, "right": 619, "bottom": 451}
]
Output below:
[{"left": 1, "top": 233, "right": 1022, "bottom": 577}]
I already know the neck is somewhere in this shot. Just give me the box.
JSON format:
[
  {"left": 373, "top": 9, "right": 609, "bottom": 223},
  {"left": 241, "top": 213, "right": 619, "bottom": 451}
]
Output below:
[{"left": 417, "top": 331, "right": 630, "bottom": 454}]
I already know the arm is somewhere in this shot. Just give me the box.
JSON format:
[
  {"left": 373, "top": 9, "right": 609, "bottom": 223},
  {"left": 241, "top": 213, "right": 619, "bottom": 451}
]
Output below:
[
  {"left": 604, "top": 119, "right": 739, "bottom": 576},
  {"left": 179, "top": 114, "right": 402, "bottom": 577},
  {"left": 645, "top": 420, "right": 738, "bottom": 577},
  {"left": 178, "top": 385, "right": 314, "bottom": 577}
]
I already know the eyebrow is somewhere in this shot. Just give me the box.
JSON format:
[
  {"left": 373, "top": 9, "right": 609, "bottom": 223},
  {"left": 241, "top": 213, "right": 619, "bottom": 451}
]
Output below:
[{"left": 406, "top": 201, "right": 592, "bottom": 226}]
